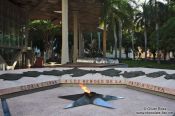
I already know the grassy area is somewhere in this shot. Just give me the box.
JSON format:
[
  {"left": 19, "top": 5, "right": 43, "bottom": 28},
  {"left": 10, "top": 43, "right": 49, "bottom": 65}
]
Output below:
[{"left": 121, "top": 59, "right": 175, "bottom": 70}]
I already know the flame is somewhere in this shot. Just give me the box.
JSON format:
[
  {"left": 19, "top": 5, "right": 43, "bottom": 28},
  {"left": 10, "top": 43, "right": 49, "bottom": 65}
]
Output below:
[{"left": 79, "top": 83, "right": 91, "bottom": 94}]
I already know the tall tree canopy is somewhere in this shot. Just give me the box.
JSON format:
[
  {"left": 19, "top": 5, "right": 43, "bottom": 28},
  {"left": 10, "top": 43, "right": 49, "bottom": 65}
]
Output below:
[{"left": 28, "top": 20, "right": 61, "bottom": 54}]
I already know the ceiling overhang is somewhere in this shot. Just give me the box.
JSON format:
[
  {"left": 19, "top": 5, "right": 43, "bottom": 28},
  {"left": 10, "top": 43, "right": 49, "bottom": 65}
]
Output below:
[{"left": 9, "top": 0, "right": 104, "bottom": 32}]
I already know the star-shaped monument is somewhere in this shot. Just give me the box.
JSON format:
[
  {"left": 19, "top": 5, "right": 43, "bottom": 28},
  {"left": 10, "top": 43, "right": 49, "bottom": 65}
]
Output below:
[{"left": 59, "top": 84, "right": 124, "bottom": 109}]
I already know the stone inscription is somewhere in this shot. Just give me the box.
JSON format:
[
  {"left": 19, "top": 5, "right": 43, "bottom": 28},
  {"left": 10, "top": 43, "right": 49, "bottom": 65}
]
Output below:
[
  {"left": 126, "top": 80, "right": 165, "bottom": 93},
  {"left": 0, "top": 79, "right": 174, "bottom": 96},
  {"left": 0, "top": 80, "right": 60, "bottom": 96},
  {"left": 60, "top": 79, "right": 175, "bottom": 96},
  {"left": 62, "top": 79, "right": 125, "bottom": 85},
  {"left": 20, "top": 80, "right": 60, "bottom": 91}
]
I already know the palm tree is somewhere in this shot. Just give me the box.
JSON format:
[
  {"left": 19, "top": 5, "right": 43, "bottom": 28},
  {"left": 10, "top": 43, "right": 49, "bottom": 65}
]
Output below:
[
  {"left": 101, "top": 0, "right": 110, "bottom": 57},
  {"left": 135, "top": 1, "right": 152, "bottom": 60},
  {"left": 101, "top": 0, "right": 133, "bottom": 59},
  {"left": 153, "top": 0, "right": 167, "bottom": 62},
  {"left": 110, "top": 13, "right": 118, "bottom": 58}
]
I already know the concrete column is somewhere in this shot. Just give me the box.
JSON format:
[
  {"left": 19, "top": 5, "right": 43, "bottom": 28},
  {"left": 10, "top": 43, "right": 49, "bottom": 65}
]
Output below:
[
  {"left": 103, "top": 22, "right": 107, "bottom": 57},
  {"left": 25, "top": 28, "right": 28, "bottom": 49},
  {"left": 90, "top": 32, "right": 93, "bottom": 43},
  {"left": 18, "top": 36, "right": 20, "bottom": 48},
  {"left": 25, "top": 17, "right": 29, "bottom": 51},
  {"left": 73, "top": 11, "right": 78, "bottom": 63},
  {"left": 61, "top": 0, "right": 69, "bottom": 64},
  {"left": 79, "top": 24, "right": 84, "bottom": 58},
  {"left": 97, "top": 32, "right": 101, "bottom": 50}
]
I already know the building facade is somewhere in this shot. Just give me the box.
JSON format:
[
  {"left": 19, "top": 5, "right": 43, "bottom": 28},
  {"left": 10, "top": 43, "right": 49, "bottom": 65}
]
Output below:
[
  {"left": 0, "top": 0, "right": 103, "bottom": 68},
  {"left": 0, "top": 0, "right": 27, "bottom": 68}
]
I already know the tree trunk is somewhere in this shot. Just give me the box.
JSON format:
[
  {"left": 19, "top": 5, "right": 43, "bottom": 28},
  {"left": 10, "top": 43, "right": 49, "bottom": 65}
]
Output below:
[
  {"left": 156, "top": 23, "right": 160, "bottom": 63},
  {"left": 144, "top": 25, "right": 147, "bottom": 60},
  {"left": 152, "top": 50, "right": 156, "bottom": 60},
  {"left": 125, "top": 49, "right": 129, "bottom": 59},
  {"left": 173, "top": 51, "right": 175, "bottom": 58},
  {"left": 43, "top": 32, "right": 49, "bottom": 56},
  {"left": 113, "top": 22, "right": 118, "bottom": 58},
  {"left": 131, "top": 31, "right": 135, "bottom": 59},
  {"left": 168, "top": 0, "right": 171, "bottom": 5},
  {"left": 118, "top": 18, "right": 122, "bottom": 60},
  {"left": 163, "top": 50, "right": 167, "bottom": 61}
]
